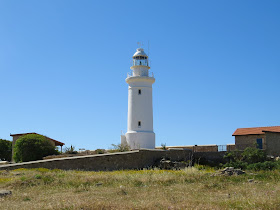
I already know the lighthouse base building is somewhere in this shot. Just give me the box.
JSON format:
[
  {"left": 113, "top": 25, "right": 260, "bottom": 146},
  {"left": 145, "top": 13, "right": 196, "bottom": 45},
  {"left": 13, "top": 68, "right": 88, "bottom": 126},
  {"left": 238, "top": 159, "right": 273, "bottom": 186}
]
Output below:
[{"left": 121, "top": 48, "right": 155, "bottom": 150}]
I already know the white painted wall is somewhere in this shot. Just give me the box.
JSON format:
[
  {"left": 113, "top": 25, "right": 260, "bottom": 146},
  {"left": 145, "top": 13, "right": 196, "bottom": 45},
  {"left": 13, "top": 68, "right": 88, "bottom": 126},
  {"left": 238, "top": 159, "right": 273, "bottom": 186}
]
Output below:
[{"left": 121, "top": 135, "right": 127, "bottom": 145}]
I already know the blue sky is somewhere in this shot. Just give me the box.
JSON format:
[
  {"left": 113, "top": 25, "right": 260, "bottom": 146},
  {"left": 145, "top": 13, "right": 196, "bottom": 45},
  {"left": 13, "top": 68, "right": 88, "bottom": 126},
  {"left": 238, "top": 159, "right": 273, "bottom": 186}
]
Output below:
[{"left": 0, "top": 0, "right": 279, "bottom": 150}]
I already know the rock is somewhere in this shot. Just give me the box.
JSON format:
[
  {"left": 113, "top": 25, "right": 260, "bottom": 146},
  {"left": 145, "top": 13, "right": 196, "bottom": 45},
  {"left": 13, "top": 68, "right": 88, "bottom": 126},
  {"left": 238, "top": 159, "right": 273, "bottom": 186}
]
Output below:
[
  {"left": 220, "top": 167, "right": 245, "bottom": 176},
  {"left": 267, "top": 155, "right": 275, "bottom": 160},
  {"left": 96, "top": 183, "right": 103, "bottom": 186},
  {"left": 11, "top": 172, "right": 23, "bottom": 176},
  {"left": 173, "top": 161, "right": 188, "bottom": 169},
  {"left": 159, "top": 159, "right": 174, "bottom": 170},
  {"left": 248, "top": 179, "right": 254, "bottom": 183},
  {"left": 233, "top": 169, "right": 245, "bottom": 175},
  {"left": 0, "top": 190, "right": 12, "bottom": 197},
  {"left": 158, "top": 159, "right": 188, "bottom": 170},
  {"left": 0, "top": 170, "right": 9, "bottom": 176}
]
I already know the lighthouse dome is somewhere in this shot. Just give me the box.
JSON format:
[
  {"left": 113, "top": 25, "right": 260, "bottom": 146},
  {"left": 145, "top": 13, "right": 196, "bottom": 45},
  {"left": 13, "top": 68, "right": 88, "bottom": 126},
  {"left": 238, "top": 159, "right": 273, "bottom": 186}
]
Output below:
[{"left": 133, "top": 48, "right": 148, "bottom": 57}]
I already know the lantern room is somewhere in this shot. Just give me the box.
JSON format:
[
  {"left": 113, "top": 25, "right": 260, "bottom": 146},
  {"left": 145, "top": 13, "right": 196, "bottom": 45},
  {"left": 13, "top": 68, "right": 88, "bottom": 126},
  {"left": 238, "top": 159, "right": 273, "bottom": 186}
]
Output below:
[{"left": 132, "top": 48, "right": 149, "bottom": 67}]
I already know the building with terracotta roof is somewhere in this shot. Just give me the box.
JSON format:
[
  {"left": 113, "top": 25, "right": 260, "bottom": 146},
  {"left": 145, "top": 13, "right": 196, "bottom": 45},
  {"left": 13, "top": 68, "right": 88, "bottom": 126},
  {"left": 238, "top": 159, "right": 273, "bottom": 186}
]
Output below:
[
  {"left": 232, "top": 126, "right": 280, "bottom": 156},
  {"left": 10, "top": 133, "right": 65, "bottom": 161}
]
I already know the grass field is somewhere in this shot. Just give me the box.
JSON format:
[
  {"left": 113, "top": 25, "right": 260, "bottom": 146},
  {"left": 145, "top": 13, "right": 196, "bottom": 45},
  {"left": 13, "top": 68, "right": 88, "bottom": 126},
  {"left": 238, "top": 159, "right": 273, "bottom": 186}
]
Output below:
[{"left": 0, "top": 167, "right": 280, "bottom": 209}]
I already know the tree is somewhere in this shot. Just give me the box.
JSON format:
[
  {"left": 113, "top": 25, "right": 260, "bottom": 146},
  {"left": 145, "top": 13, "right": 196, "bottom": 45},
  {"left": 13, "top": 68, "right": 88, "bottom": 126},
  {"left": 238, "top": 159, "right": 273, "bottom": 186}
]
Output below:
[
  {"left": 13, "top": 134, "right": 59, "bottom": 162},
  {"left": 0, "top": 139, "right": 12, "bottom": 161}
]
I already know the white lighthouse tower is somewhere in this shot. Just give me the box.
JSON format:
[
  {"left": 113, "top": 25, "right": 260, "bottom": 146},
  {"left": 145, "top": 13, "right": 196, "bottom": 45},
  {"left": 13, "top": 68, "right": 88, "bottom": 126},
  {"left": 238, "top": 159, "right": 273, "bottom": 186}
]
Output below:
[{"left": 121, "top": 48, "right": 155, "bottom": 150}]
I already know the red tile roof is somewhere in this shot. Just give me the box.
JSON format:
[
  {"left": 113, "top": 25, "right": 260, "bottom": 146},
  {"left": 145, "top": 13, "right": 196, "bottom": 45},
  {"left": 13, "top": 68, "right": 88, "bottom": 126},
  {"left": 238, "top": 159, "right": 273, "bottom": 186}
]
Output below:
[
  {"left": 10, "top": 132, "right": 65, "bottom": 146},
  {"left": 232, "top": 126, "right": 280, "bottom": 136}
]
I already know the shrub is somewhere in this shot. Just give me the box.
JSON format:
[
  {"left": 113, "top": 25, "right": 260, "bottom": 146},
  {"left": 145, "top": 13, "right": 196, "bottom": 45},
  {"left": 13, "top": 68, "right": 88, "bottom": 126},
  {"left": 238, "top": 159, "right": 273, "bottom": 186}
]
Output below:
[
  {"left": 0, "top": 139, "right": 12, "bottom": 161},
  {"left": 247, "top": 161, "right": 280, "bottom": 171},
  {"left": 223, "top": 160, "right": 248, "bottom": 170},
  {"left": 224, "top": 150, "right": 243, "bottom": 162},
  {"left": 242, "top": 147, "right": 266, "bottom": 164},
  {"left": 109, "top": 143, "right": 130, "bottom": 152},
  {"left": 63, "top": 145, "right": 78, "bottom": 154},
  {"left": 13, "top": 134, "right": 59, "bottom": 162},
  {"left": 223, "top": 147, "right": 274, "bottom": 170},
  {"left": 95, "top": 149, "right": 105, "bottom": 154},
  {"left": 161, "top": 143, "right": 167, "bottom": 150}
]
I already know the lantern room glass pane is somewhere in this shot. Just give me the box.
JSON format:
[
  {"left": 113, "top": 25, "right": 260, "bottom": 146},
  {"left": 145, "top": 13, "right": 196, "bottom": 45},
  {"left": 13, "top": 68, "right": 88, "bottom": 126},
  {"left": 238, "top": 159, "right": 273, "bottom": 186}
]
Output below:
[{"left": 133, "top": 59, "right": 148, "bottom": 66}]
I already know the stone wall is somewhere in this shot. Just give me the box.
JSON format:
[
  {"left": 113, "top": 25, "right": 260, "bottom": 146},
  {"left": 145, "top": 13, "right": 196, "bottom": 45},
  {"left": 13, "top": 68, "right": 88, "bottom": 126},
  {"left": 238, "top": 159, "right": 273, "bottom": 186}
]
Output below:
[
  {"left": 160, "top": 145, "right": 218, "bottom": 152},
  {"left": 0, "top": 149, "right": 231, "bottom": 171},
  {"left": 235, "top": 134, "right": 266, "bottom": 150},
  {"left": 227, "top": 144, "right": 236, "bottom": 151},
  {"left": 265, "top": 132, "right": 280, "bottom": 157},
  {"left": 193, "top": 145, "right": 218, "bottom": 152},
  {"left": 194, "top": 151, "right": 227, "bottom": 164},
  {"left": 0, "top": 149, "right": 192, "bottom": 171}
]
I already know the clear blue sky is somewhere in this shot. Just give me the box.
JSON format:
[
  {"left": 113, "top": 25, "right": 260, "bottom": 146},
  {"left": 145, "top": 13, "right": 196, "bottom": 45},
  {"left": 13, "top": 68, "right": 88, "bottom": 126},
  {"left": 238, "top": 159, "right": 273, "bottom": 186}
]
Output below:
[{"left": 1, "top": 0, "right": 279, "bottom": 150}]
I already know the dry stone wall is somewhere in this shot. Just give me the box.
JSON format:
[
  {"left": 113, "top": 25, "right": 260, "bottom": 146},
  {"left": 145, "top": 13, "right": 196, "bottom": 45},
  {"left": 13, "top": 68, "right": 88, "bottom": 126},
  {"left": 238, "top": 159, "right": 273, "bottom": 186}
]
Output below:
[
  {"left": 0, "top": 149, "right": 229, "bottom": 171},
  {"left": 265, "top": 132, "right": 280, "bottom": 157},
  {"left": 0, "top": 149, "right": 192, "bottom": 171},
  {"left": 235, "top": 134, "right": 266, "bottom": 150}
]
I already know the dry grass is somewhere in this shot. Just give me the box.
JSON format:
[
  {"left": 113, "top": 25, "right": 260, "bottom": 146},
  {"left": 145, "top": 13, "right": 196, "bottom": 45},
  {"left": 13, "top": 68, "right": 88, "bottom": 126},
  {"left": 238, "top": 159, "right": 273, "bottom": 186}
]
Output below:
[{"left": 0, "top": 167, "right": 280, "bottom": 209}]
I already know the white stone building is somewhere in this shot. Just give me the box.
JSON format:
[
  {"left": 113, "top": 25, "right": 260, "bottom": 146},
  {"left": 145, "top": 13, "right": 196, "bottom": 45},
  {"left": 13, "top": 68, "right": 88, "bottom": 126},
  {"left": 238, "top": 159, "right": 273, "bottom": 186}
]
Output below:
[{"left": 121, "top": 48, "right": 155, "bottom": 149}]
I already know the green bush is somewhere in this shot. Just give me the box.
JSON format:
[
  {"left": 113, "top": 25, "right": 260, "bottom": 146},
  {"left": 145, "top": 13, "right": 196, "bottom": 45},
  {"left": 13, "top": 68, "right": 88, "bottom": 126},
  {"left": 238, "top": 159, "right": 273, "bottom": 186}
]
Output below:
[
  {"left": 0, "top": 139, "right": 12, "bottom": 161},
  {"left": 247, "top": 161, "right": 280, "bottom": 171},
  {"left": 95, "top": 149, "right": 105, "bottom": 154},
  {"left": 223, "top": 160, "right": 248, "bottom": 170},
  {"left": 224, "top": 150, "right": 243, "bottom": 162},
  {"left": 242, "top": 147, "right": 266, "bottom": 164},
  {"left": 13, "top": 134, "right": 59, "bottom": 162},
  {"left": 223, "top": 147, "right": 275, "bottom": 170}
]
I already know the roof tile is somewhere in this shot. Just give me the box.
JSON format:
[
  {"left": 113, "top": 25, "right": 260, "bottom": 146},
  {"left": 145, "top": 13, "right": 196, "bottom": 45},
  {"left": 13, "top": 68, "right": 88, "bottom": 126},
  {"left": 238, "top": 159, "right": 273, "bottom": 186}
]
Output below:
[{"left": 232, "top": 126, "right": 280, "bottom": 136}]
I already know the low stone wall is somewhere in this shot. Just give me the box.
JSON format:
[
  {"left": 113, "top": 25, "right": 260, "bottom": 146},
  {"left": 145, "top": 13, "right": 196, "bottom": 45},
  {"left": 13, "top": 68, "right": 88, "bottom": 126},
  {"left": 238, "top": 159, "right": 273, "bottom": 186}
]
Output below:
[
  {"left": 194, "top": 151, "right": 227, "bottom": 164},
  {"left": 193, "top": 145, "right": 218, "bottom": 152},
  {"left": 158, "top": 145, "right": 219, "bottom": 152},
  {"left": 0, "top": 149, "right": 229, "bottom": 171},
  {"left": 227, "top": 144, "right": 236, "bottom": 151},
  {"left": 0, "top": 149, "right": 192, "bottom": 171}
]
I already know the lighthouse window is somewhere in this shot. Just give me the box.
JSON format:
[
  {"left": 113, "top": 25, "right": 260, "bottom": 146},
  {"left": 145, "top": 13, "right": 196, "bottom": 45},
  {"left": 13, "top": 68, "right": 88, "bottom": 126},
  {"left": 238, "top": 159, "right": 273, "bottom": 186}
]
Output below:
[
  {"left": 138, "top": 121, "right": 141, "bottom": 128},
  {"left": 138, "top": 89, "right": 141, "bottom": 95}
]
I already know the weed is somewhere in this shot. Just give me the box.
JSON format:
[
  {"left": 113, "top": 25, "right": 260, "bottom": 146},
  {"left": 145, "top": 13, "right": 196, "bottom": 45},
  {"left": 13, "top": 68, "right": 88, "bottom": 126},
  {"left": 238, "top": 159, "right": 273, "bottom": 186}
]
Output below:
[
  {"left": 34, "top": 174, "right": 42, "bottom": 179},
  {"left": 0, "top": 177, "right": 12, "bottom": 183},
  {"left": 20, "top": 176, "right": 27, "bottom": 181},
  {"left": 42, "top": 175, "right": 54, "bottom": 184},
  {"left": 34, "top": 168, "right": 50, "bottom": 173},
  {"left": 133, "top": 180, "right": 145, "bottom": 187},
  {"left": 161, "top": 143, "right": 167, "bottom": 150},
  {"left": 23, "top": 197, "right": 31, "bottom": 201}
]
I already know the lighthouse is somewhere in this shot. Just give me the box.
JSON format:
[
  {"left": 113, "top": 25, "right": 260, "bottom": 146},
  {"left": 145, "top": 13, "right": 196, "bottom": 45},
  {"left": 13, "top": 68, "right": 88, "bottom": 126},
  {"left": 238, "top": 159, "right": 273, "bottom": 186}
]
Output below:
[{"left": 121, "top": 48, "right": 155, "bottom": 150}]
